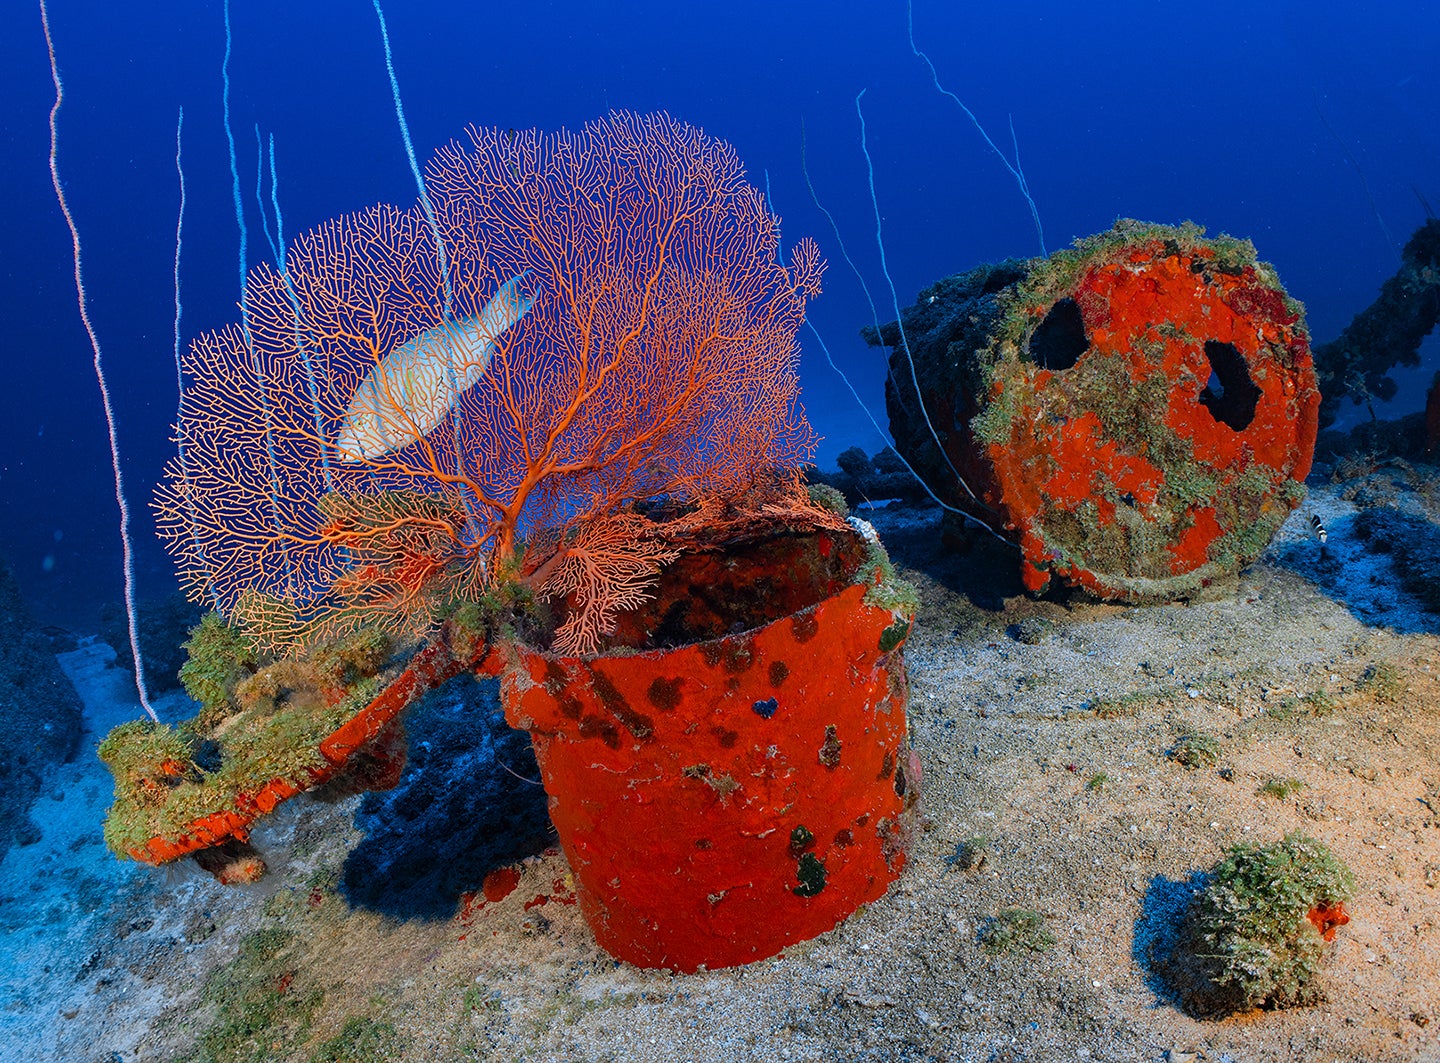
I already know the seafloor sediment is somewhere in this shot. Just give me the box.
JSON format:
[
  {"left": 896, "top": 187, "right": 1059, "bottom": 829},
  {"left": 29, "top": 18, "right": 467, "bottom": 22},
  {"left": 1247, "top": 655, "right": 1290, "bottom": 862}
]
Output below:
[{"left": 3, "top": 465, "right": 1439, "bottom": 1063}]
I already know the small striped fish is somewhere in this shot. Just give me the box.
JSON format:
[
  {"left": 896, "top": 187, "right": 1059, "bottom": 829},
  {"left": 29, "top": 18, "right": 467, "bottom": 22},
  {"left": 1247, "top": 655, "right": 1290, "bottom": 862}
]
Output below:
[{"left": 1309, "top": 513, "right": 1328, "bottom": 545}]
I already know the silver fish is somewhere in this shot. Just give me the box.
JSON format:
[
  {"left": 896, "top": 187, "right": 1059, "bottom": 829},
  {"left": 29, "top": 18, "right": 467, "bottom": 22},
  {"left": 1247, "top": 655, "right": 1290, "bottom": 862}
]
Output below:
[{"left": 335, "top": 272, "right": 532, "bottom": 461}]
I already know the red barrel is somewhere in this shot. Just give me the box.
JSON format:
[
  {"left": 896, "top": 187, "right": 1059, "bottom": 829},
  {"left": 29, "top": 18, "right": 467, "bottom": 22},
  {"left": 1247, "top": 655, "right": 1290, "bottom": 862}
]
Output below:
[{"left": 500, "top": 525, "right": 917, "bottom": 971}]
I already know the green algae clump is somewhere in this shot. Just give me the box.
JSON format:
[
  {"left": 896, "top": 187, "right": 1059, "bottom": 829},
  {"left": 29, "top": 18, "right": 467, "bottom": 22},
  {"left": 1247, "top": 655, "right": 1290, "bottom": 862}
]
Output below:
[
  {"left": 1160, "top": 832, "right": 1355, "bottom": 1017},
  {"left": 179, "top": 611, "right": 263, "bottom": 726},
  {"left": 979, "top": 907, "right": 1055, "bottom": 955},
  {"left": 99, "top": 621, "right": 401, "bottom": 861}
]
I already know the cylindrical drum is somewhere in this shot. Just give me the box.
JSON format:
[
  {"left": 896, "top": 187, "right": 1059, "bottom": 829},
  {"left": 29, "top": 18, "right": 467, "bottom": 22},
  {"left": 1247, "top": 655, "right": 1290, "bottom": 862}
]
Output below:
[
  {"left": 500, "top": 525, "right": 917, "bottom": 971},
  {"left": 877, "top": 219, "right": 1319, "bottom": 599}
]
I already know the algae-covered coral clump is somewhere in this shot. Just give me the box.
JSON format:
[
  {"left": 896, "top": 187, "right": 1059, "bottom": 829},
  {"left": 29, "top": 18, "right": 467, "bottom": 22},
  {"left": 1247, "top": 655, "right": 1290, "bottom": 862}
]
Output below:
[
  {"left": 1159, "top": 832, "right": 1355, "bottom": 1016},
  {"left": 1168, "top": 731, "right": 1222, "bottom": 769},
  {"left": 852, "top": 517, "right": 920, "bottom": 619},
  {"left": 179, "top": 611, "right": 263, "bottom": 725},
  {"left": 100, "top": 619, "right": 402, "bottom": 861},
  {"left": 97, "top": 719, "right": 195, "bottom": 795},
  {"left": 979, "top": 907, "right": 1055, "bottom": 955},
  {"left": 310, "top": 627, "right": 393, "bottom": 688}
]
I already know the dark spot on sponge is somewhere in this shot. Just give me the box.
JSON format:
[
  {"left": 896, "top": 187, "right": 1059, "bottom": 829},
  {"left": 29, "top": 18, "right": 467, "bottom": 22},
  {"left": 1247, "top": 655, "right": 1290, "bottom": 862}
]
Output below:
[
  {"left": 790, "top": 613, "right": 819, "bottom": 644},
  {"left": 818, "top": 725, "right": 842, "bottom": 768},
  {"left": 752, "top": 697, "right": 778, "bottom": 720},
  {"left": 543, "top": 661, "right": 570, "bottom": 696},
  {"left": 879, "top": 618, "right": 910, "bottom": 653},
  {"left": 646, "top": 676, "right": 683, "bottom": 713},
  {"left": 589, "top": 669, "right": 653, "bottom": 739},
  {"left": 768, "top": 661, "right": 789, "bottom": 687},
  {"left": 577, "top": 714, "right": 621, "bottom": 749},
  {"left": 700, "top": 639, "right": 754, "bottom": 674},
  {"left": 794, "top": 852, "right": 827, "bottom": 897},
  {"left": 790, "top": 825, "right": 816, "bottom": 856},
  {"left": 879, "top": 749, "right": 896, "bottom": 781}
]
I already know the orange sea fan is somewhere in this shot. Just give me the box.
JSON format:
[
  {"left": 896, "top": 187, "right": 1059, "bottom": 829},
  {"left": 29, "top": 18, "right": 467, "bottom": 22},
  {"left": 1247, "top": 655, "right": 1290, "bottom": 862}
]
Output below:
[
  {"left": 533, "top": 512, "right": 687, "bottom": 658},
  {"left": 155, "top": 111, "right": 826, "bottom": 651}
]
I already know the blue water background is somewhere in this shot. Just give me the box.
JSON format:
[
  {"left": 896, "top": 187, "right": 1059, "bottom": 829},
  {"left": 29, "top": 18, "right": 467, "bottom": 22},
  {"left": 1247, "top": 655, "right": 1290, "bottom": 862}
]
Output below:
[{"left": 2, "top": 0, "right": 1436, "bottom": 631}]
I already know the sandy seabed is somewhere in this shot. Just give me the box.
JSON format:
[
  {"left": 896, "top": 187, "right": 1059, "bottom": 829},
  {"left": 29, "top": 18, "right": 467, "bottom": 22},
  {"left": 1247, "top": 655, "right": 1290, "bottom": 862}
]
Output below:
[{"left": 3, "top": 465, "right": 1439, "bottom": 1063}]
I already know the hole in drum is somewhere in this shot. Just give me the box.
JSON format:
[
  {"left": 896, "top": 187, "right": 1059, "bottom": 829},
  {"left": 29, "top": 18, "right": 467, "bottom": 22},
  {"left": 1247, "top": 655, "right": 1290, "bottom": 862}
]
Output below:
[
  {"left": 1027, "top": 298, "right": 1089, "bottom": 371},
  {"left": 1198, "top": 341, "right": 1260, "bottom": 431}
]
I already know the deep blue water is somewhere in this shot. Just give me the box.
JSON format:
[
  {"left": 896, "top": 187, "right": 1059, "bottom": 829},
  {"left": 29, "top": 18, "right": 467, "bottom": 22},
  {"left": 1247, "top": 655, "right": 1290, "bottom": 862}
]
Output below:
[{"left": 2, "top": 0, "right": 1437, "bottom": 630}]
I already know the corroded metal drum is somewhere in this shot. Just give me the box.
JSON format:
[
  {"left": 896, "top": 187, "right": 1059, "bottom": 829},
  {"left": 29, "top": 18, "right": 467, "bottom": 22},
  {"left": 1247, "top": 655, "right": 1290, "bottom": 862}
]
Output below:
[
  {"left": 501, "top": 525, "right": 918, "bottom": 971},
  {"left": 877, "top": 219, "right": 1319, "bottom": 599}
]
